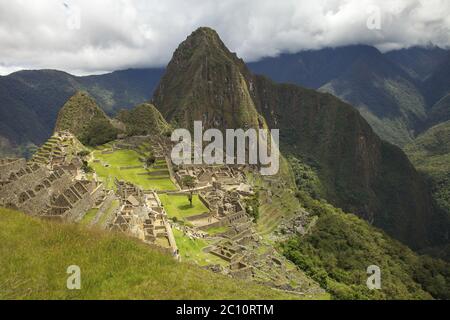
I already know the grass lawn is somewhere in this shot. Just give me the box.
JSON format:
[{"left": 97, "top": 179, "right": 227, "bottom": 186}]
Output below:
[
  {"left": 159, "top": 194, "right": 208, "bottom": 220},
  {"left": 0, "top": 208, "right": 306, "bottom": 300},
  {"left": 97, "top": 200, "right": 120, "bottom": 227},
  {"left": 173, "top": 229, "right": 225, "bottom": 266},
  {"left": 90, "top": 149, "right": 177, "bottom": 191},
  {"left": 204, "top": 225, "right": 229, "bottom": 235},
  {"left": 80, "top": 208, "right": 98, "bottom": 226}
]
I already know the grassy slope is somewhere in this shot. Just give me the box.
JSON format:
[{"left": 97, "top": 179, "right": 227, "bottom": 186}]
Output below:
[
  {"left": 172, "top": 229, "right": 225, "bottom": 266},
  {"left": 0, "top": 208, "right": 303, "bottom": 300}
]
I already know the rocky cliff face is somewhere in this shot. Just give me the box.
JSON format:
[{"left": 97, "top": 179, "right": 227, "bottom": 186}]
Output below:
[
  {"left": 250, "top": 75, "right": 442, "bottom": 248},
  {"left": 152, "top": 27, "right": 446, "bottom": 249}
]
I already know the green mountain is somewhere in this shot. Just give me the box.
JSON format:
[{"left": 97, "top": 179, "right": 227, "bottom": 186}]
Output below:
[
  {"left": 319, "top": 49, "right": 427, "bottom": 147},
  {"left": 384, "top": 46, "right": 449, "bottom": 81},
  {"left": 153, "top": 27, "right": 263, "bottom": 132},
  {"left": 405, "top": 120, "right": 450, "bottom": 218},
  {"left": 151, "top": 27, "right": 446, "bottom": 249},
  {"left": 117, "top": 103, "right": 171, "bottom": 137},
  {"left": 54, "top": 91, "right": 119, "bottom": 146},
  {"left": 427, "top": 93, "right": 450, "bottom": 128},
  {"left": 252, "top": 75, "right": 443, "bottom": 249},
  {"left": 422, "top": 55, "right": 450, "bottom": 107}
]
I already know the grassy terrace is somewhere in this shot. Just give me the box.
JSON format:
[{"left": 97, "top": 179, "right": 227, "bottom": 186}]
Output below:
[
  {"left": 80, "top": 208, "right": 98, "bottom": 226},
  {"left": 0, "top": 208, "right": 307, "bottom": 299},
  {"left": 90, "top": 148, "right": 177, "bottom": 191},
  {"left": 173, "top": 229, "right": 225, "bottom": 266},
  {"left": 159, "top": 194, "right": 209, "bottom": 220}
]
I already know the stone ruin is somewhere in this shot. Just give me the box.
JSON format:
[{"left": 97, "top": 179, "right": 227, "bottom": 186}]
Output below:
[
  {"left": 0, "top": 156, "right": 104, "bottom": 222},
  {"left": 174, "top": 165, "right": 246, "bottom": 188},
  {"left": 184, "top": 188, "right": 248, "bottom": 230},
  {"left": 108, "top": 180, "right": 179, "bottom": 258},
  {"left": 31, "top": 131, "right": 84, "bottom": 169}
]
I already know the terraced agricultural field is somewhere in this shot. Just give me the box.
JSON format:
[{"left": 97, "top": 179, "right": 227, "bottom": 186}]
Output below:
[
  {"left": 90, "top": 149, "right": 177, "bottom": 191},
  {"left": 159, "top": 194, "right": 209, "bottom": 220}
]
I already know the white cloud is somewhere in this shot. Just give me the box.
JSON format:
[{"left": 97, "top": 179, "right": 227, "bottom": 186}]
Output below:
[{"left": 0, "top": 0, "right": 449, "bottom": 75}]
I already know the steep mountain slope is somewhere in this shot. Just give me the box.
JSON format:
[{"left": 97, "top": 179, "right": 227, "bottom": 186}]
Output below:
[
  {"left": 281, "top": 192, "right": 450, "bottom": 300},
  {"left": 153, "top": 27, "right": 263, "bottom": 132},
  {"left": 427, "top": 93, "right": 450, "bottom": 128},
  {"left": 422, "top": 55, "right": 450, "bottom": 107},
  {"left": 318, "top": 49, "right": 427, "bottom": 147},
  {"left": 249, "top": 46, "right": 450, "bottom": 147},
  {"left": 384, "top": 46, "right": 449, "bottom": 81},
  {"left": 251, "top": 75, "right": 443, "bottom": 249},
  {"left": 151, "top": 27, "right": 445, "bottom": 249},
  {"left": 248, "top": 45, "right": 381, "bottom": 89},
  {"left": 54, "top": 91, "right": 119, "bottom": 146},
  {"left": 0, "top": 68, "right": 163, "bottom": 154},
  {"left": 0, "top": 207, "right": 304, "bottom": 300},
  {"left": 117, "top": 103, "right": 171, "bottom": 137},
  {"left": 405, "top": 120, "right": 450, "bottom": 217}
]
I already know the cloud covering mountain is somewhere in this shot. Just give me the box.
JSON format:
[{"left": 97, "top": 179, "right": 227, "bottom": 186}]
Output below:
[{"left": 0, "top": 0, "right": 449, "bottom": 75}]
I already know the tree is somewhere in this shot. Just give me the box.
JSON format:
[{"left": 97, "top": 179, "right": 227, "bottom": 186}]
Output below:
[
  {"left": 182, "top": 176, "right": 196, "bottom": 207},
  {"left": 81, "top": 160, "right": 93, "bottom": 173},
  {"left": 77, "top": 150, "right": 90, "bottom": 158},
  {"left": 146, "top": 153, "right": 156, "bottom": 167}
]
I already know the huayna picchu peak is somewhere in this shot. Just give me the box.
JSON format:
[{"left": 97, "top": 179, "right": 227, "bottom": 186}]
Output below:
[{"left": 153, "top": 27, "right": 262, "bottom": 132}]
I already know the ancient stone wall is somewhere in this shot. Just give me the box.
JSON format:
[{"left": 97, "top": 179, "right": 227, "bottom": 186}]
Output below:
[{"left": 0, "top": 158, "right": 27, "bottom": 180}]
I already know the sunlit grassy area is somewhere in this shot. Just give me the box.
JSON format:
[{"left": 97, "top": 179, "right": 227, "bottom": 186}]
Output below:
[
  {"left": 90, "top": 149, "right": 177, "bottom": 191},
  {"left": 159, "top": 194, "right": 209, "bottom": 220},
  {"left": 98, "top": 200, "right": 120, "bottom": 227},
  {"left": 204, "top": 225, "right": 229, "bottom": 235},
  {"left": 173, "top": 229, "right": 225, "bottom": 266},
  {"left": 0, "top": 208, "right": 305, "bottom": 300},
  {"left": 80, "top": 208, "right": 98, "bottom": 226}
]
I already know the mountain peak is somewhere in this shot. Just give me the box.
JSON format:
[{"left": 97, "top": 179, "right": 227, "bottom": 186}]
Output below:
[
  {"left": 153, "top": 28, "right": 259, "bottom": 131},
  {"left": 54, "top": 91, "right": 118, "bottom": 145}
]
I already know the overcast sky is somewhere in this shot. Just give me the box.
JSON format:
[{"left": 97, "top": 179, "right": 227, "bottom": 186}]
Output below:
[{"left": 0, "top": 0, "right": 449, "bottom": 75}]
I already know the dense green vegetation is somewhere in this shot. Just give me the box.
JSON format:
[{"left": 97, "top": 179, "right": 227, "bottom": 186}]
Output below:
[
  {"left": 288, "top": 155, "right": 324, "bottom": 199},
  {"left": 0, "top": 208, "right": 300, "bottom": 300},
  {"left": 80, "top": 118, "right": 119, "bottom": 147},
  {"left": 280, "top": 191, "right": 450, "bottom": 300},
  {"left": 404, "top": 121, "right": 450, "bottom": 240},
  {"left": 117, "top": 103, "right": 171, "bottom": 137},
  {"left": 55, "top": 91, "right": 119, "bottom": 146}
]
